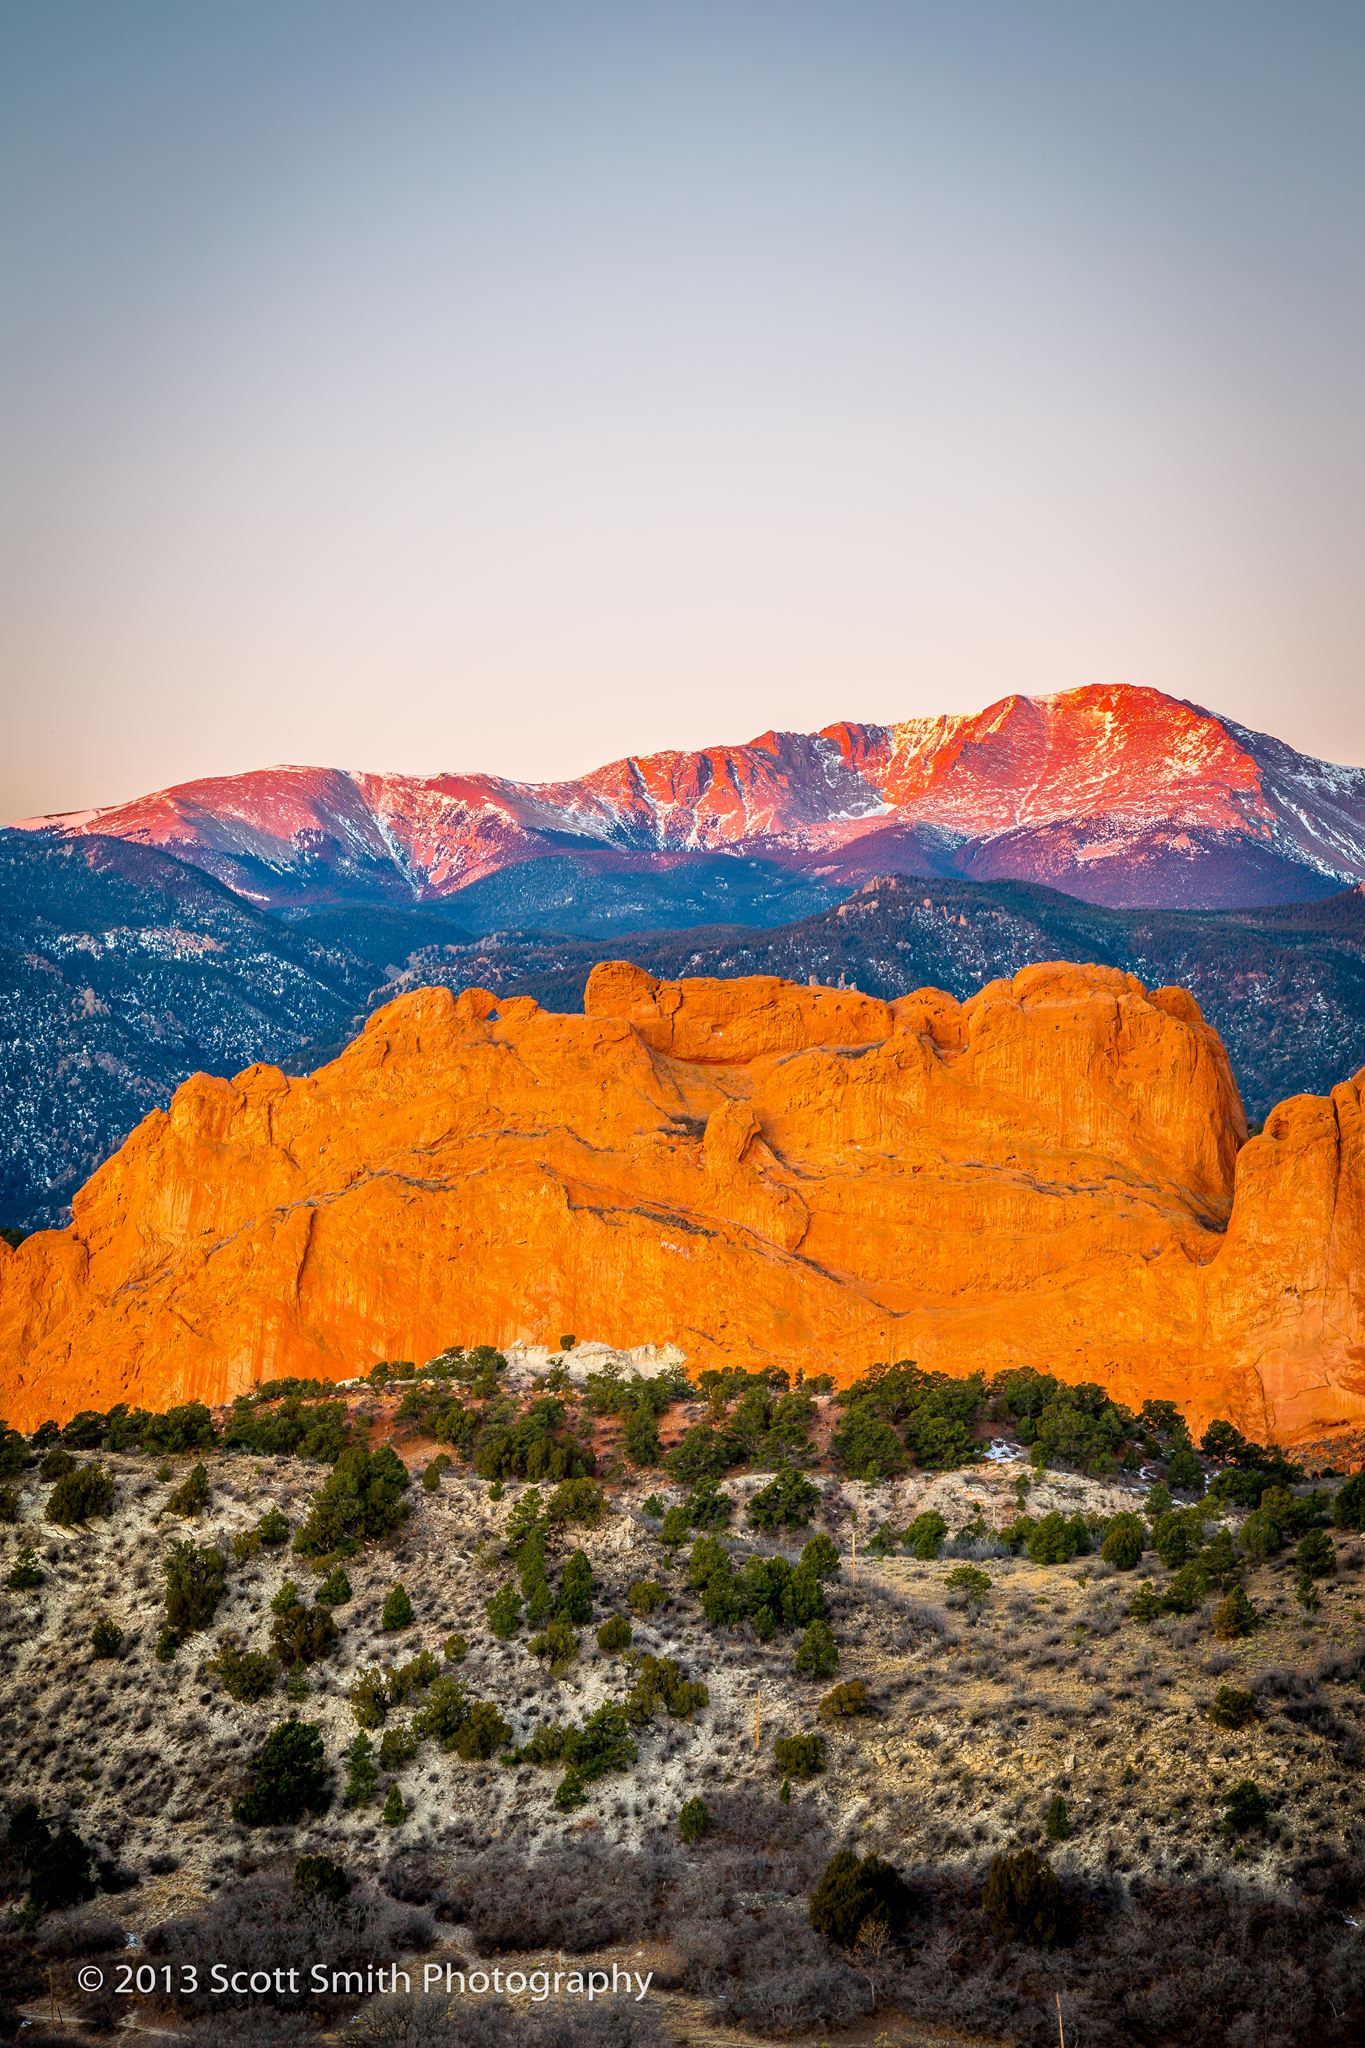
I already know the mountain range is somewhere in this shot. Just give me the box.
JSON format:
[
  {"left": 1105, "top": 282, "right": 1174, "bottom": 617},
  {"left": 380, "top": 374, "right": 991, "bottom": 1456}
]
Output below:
[{"left": 20, "top": 684, "right": 1365, "bottom": 913}]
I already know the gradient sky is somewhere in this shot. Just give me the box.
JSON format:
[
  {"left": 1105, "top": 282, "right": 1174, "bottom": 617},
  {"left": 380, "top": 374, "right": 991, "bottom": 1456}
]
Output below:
[{"left": 3, "top": 0, "right": 1363, "bottom": 822}]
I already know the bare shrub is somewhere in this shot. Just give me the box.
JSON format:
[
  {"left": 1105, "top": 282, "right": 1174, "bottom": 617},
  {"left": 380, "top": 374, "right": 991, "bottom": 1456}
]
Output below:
[
  {"left": 33, "top": 1911, "right": 127, "bottom": 1959},
  {"left": 146, "top": 1872, "right": 424, "bottom": 2021},
  {"left": 674, "top": 1893, "right": 874, "bottom": 2033},
  {"left": 379, "top": 1851, "right": 446, "bottom": 1906},
  {"left": 444, "top": 1844, "right": 677, "bottom": 1952}
]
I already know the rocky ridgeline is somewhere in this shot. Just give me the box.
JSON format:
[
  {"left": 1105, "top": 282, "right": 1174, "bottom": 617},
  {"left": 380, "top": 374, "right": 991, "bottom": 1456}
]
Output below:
[{"left": 2, "top": 964, "right": 1362, "bottom": 1444}]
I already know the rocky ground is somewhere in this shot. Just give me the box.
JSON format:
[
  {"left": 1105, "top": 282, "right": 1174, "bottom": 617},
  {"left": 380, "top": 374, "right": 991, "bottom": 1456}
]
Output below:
[{"left": 1, "top": 1372, "right": 1363, "bottom": 2046}]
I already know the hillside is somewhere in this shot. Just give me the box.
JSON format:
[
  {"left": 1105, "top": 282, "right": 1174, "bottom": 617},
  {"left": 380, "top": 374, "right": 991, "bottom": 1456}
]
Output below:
[
  {"left": 2, "top": 963, "right": 1362, "bottom": 1444},
  {"left": 1, "top": 1355, "right": 1363, "bottom": 2047},
  {"left": 0, "top": 833, "right": 383, "bottom": 1231},
  {"left": 0, "top": 831, "right": 405, "bottom": 1228}
]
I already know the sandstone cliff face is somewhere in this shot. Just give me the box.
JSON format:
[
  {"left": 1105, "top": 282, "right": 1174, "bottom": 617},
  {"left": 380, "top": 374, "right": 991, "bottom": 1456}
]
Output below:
[{"left": 0, "top": 964, "right": 1360, "bottom": 1442}]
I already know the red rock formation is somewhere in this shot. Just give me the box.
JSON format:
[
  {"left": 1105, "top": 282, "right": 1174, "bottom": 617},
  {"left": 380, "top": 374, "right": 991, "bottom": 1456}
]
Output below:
[{"left": 1, "top": 964, "right": 1361, "bottom": 1442}]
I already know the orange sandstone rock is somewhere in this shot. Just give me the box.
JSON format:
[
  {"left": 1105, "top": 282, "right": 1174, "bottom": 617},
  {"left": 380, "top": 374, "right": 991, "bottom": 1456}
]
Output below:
[{"left": 0, "top": 964, "right": 1361, "bottom": 1442}]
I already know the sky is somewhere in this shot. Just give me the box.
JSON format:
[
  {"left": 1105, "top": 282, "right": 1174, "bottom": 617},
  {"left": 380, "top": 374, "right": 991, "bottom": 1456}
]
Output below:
[{"left": 2, "top": 0, "right": 1363, "bottom": 822}]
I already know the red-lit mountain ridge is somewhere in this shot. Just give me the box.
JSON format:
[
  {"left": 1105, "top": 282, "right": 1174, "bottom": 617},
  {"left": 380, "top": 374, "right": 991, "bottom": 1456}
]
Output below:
[{"left": 18, "top": 686, "right": 1365, "bottom": 912}]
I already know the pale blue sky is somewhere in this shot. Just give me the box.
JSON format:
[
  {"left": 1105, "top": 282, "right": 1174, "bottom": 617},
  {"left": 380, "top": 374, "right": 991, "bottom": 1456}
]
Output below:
[{"left": 3, "top": 0, "right": 1363, "bottom": 818}]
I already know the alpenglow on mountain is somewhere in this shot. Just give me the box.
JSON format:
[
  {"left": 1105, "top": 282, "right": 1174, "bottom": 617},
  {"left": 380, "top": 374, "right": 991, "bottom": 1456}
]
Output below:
[{"left": 20, "top": 685, "right": 1365, "bottom": 912}]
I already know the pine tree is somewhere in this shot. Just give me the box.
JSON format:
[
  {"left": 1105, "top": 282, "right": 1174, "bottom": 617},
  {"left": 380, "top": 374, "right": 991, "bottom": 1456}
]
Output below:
[
  {"left": 6, "top": 1544, "right": 43, "bottom": 1590},
  {"left": 382, "top": 1783, "right": 406, "bottom": 1826},
  {"left": 381, "top": 1582, "right": 414, "bottom": 1631},
  {"left": 982, "top": 1847, "right": 1060, "bottom": 1945},
  {"left": 557, "top": 1550, "right": 594, "bottom": 1625},
  {"left": 1214, "top": 1585, "right": 1259, "bottom": 1639},
  {"left": 167, "top": 1462, "right": 210, "bottom": 1517},
  {"left": 794, "top": 1619, "right": 839, "bottom": 1679},
  {"left": 90, "top": 1616, "right": 126, "bottom": 1659},
  {"left": 232, "top": 1719, "right": 330, "bottom": 1827},
  {"left": 486, "top": 1584, "right": 521, "bottom": 1639},
  {"left": 343, "top": 1732, "right": 380, "bottom": 1807},
  {"left": 678, "top": 1795, "right": 710, "bottom": 1844}
]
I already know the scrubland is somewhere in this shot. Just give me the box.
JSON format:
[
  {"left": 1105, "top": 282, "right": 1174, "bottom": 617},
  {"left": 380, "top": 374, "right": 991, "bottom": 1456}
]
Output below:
[{"left": 2, "top": 1346, "right": 1363, "bottom": 2047}]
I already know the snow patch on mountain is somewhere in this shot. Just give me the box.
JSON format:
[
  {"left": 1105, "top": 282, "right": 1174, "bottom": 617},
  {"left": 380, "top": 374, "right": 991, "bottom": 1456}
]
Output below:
[{"left": 16, "top": 685, "right": 1365, "bottom": 912}]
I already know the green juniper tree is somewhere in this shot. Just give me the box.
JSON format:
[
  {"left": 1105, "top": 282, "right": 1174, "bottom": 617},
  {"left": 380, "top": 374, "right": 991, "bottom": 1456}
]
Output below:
[
  {"left": 6, "top": 1544, "right": 43, "bottom": 1590},
  {"left": 233, "top": 1719, "right": 330, "bottom": 1826},
  {"left": 381, "top": 1582, "right": 414, "bottom": 1632},
  {"left": 343, "top": 1732, "right": 380, "bottom": 1808},
  {"left": 678, "top": 1795, "right": 710, "bottom": 1845},
  {"left": 982, "top": 1847, "right": 1060, "bottom": 1945},
  {"left": 794, "top": 1619, "right": 839, "bottom": 1679},
  {"left": 90, "top": 1617, "right": 125, "bottom": 1659},
  {"left": 167, "top": 1462, "right": 210, "bottom": 1517}
]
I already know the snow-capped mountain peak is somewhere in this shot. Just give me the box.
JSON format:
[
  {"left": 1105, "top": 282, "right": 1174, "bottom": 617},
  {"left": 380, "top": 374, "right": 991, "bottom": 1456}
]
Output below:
[{"left": 16, "top": 685, "right": 1365, "bottom": 912}]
